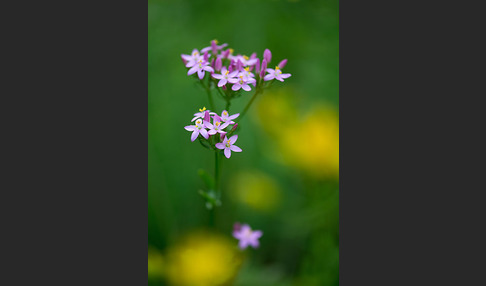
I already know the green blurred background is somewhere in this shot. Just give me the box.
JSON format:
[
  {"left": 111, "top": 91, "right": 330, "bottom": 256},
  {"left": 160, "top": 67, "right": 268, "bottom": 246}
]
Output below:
[{"left": 148, "top": 0, "right": 338, "bottom": 285}]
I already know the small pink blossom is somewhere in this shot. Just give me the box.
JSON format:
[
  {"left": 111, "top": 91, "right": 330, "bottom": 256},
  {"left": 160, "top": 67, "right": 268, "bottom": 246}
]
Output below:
[
  {"left": 230, "top": 75, "right": 255, "bottom": 91},
  {"left": 212, "top": 67, "right": 238, "bottom": 87},
  {"left": 206, "top": 115, "right": 230, "bottom": 135},
  {"left": 264, "top": 66, "right": 291, "bottom": 82},
  {"left": 187, "top": 59, "right": 214, "bottom": 80},
  {"left": 184, "top": 118, "right": 209, "bottom": 142},
  {"left": 215, "top": 135, "right": 242, "bottom": 158},
  {"left": 181, "top": 49, "right": 203, "bottom": 68},
  {"left": 191, "top": 107, "right": 216, "bottom": 122},
  {"left": 219, "top": 110, "right": 239, "bottom": 124},
  {"left": 233, "top": 223, "right": 263, "bottom": 249}
]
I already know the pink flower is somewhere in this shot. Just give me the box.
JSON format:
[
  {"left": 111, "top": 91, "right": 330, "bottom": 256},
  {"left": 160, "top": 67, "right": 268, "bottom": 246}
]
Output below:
[
  {"left": 201, "top": 39, "right": 228, "bottom": 54},
  {"left": 264, "top": 66, "right": 291, "bottom": 82},
  {"left": 230, "top": 75, "right": 255, "bottom": 91},
  {"left": 219, "top": 110, "right": 239, "bottom": 124},
  {"left": 184, "top": 118, "right": 209, "bottom": 142},
  {"left": 212, "top": 67, "right": 238, "bottom": 87},
  {"left": 187, "top": 59, "right": 214, "bottom": 80},
  {"left": 215, "top": 135, "right": 242, "bottom": 158},
  {"left": 191, "top": 107, "right": 216, "bottom": 122},
  {"left": 206, "top": 115, "right": 230, "bottom": 135},
  {"left": 233, "top": 223, "right": 263, "bottom": 249},
  {"left": 181, "top": 49, "right": 203, "bottom": 68}
]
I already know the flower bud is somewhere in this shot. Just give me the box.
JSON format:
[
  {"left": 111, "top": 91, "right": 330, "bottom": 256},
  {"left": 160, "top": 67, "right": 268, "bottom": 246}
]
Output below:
[
  {"left": 232, "top": 123, "right": 238, "bottom": 131},
  {"left": 278, "top": 59, "right": 288, "bottom": 69},
  {"left": 222, "top": 49, "right": 230, "bottom": 58},
  {"left": 236, "top": 59, "right": 243, "bottom": 71},
  {"left": 211, "top": 40, "right": 218, "bottom": 54},
  {"left": 255, "top": 58, "right": 261, "bottom": 75},
  {"left": 204, "top": 110, "right": 210, "bottom": 123},
  {"left": 263, "top": 49, "right": 272, "bottom": 63},
  {"left": 210, "top": 58, "right": 215, "bottom": 69},
  {"left": 203, "top": 51, "right": 209, "bottom": 61},
  {"left": 215, "top": 57, "right": 222, "bottom": 71},
  {"left": 260, "top": 59, "right": 267, "bottom": 78},
  {"left": 233, "top": 222, "right": 242, "bottom": 232},
  {"left": 250, "top": 52, "right": 257, "bottom": 59}
]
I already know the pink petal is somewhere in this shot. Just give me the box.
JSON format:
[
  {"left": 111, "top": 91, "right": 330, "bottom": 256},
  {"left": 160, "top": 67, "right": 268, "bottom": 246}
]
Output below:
[
  {"left": 197, "top": 69, "right": 204, "bottom": 79},
  {"left": 184, "top": 125, "right": 196, "bottom": 131},
  {"left": 232, "top": 84, "right": 241, "bottom": 91},
  {"left": 281, "top": 73, "right": 291, "bottom": 79},
  {"left": 221, "top": 121, "right": 230, "bottom": 129},
  {"left": 199, "top": 128, "right": 209, "bottom": 139},
  {"left": 230, "top": 145, "right": 242, "bottom": 152},
  {"left": 191, "top": 130, "right": 199, "bottom": 141},
  {"left": 249, "top": 239, "right": 259, "bottom": 248},
  {"left": 239, "top": 240, "right": 249, "bottom": 249},
  {"left": 212, "top": 73, "right": 223, "bottom": 79},
  {"left": 233, "top": 230, "right": 242, "bottom": 239},
  {"left": 187, "top": 66, "right": 197, "bottom": 75},
  {"left": 224, "top": 148, "right": 231, "bottom": 158},
  {"left": 204, "top": 66, "right": 214, "bottom": 72},
  {"left": 215, "top": 143, "right": 225, "bottom": 149},
  {"left": 229, "top": 135, "right": 238, "bottom": 144},
  {"left": 208, "top": 129, "right": 217, "bottom": 135},
  {"left": 242, "top": 84, "right": 251, "bottom": 91},
  {"left": 228, "top": 113, "right": 240, "bottom": 120},
  {"left": 214, "top": 114, "right": 222, "bottom": 122},
  {"left": 217, "top": 78, "right": 227, "bottom": 87},
  {"left": 264, "top": 74, "right": 274, "bottom": 81},
  {"left": 252, "top": 230, "right": 263, "bottom": 238}
]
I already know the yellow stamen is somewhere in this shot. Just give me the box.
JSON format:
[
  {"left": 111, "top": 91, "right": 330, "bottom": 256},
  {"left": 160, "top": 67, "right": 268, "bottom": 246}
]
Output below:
[
  {"left": 229, "top": 48, "right": 234, "bottom": 54},
  {"left": 225, "top": 70, "right": 229, "bottom": 75},
  {"left": 223, "top": 111, "right": 228, "bottom": 116},
  {"left": 216, "top": 122, "right": 220, "bottom": 127},
  {"left": 196, "top": 119, "right": 202, "bottom": 125},
  {"left": 243, "top": 55, "right": 249, "bottom": 60},
  {"left": 212, "top": 39, "right": 219, "bottom": 44},
  {"left": 244, "top": 67, "right": 250, "bottom": 72},
  {"left": 199, "top": 107, "right": 206, "bottom": 112},
  {"left": 275, "top": 66, "right": 280, "bottom": 70}
]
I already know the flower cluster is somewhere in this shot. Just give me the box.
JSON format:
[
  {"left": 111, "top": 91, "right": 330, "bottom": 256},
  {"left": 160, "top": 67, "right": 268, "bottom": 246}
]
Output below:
[
  {"left": 184, "top": 107, "right": 242, "bottom": 159},
  {"left": 181, "top": 40, "right": 291, "bottom": 92}
]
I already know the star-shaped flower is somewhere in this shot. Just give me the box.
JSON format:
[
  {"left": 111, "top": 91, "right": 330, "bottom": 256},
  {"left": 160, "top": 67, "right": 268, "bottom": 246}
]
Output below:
[
  {"left": 215, "top": 135, "right": 242, "bottom": 158},
  {"left": 232, "top": 223, "right": 263, "bottom": 249}
]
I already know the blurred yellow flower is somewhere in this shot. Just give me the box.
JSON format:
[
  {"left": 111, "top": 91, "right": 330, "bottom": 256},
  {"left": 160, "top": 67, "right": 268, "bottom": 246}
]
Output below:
[
  {"left": 230, "top": 171, "right": 281, "bottom": 212},
  {"left": 148, "top": 247, "right": 165, "bottom": 280},
  {"left": 165, "top": 231, "right": 243, "bottom": 286},
  {"left": 256, "top": 90, "right": 339, "bottom": 179}
]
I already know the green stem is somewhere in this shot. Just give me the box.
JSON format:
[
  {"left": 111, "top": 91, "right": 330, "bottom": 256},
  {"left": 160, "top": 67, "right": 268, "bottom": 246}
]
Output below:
[
  {"left": 225, "top": 99, "right": 231, "bottom": 111},
  {"left": 206, "top": 87, "right": 215, "bottom": 111},
  {"left": 239, "top": 87, "right": 263, "bottom": 121},
  {"left": 215, "top": 151, "right": 220, "bottom": 192}
]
